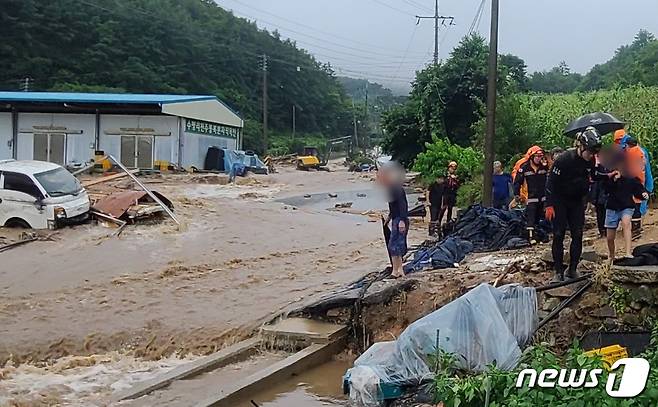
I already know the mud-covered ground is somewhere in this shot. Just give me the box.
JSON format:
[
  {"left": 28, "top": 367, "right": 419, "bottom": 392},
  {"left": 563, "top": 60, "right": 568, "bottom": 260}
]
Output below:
[{"left": 0, "top": 164, "right": 425, "bottom": 405}]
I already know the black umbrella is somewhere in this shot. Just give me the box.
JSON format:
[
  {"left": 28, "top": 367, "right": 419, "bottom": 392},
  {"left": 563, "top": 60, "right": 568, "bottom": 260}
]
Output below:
[{"left": 563, "top": 112, "right": 625, "bottom": 137}]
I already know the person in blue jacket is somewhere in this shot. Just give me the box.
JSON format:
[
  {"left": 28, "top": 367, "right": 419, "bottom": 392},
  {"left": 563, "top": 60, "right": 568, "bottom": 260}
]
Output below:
[{"left": 492, "top": 161, "right": 513, "bottom": 210}]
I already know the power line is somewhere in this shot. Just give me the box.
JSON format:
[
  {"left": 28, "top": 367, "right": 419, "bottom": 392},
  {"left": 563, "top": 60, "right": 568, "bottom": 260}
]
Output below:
[
  {"left": 226, "top": 7, "right": 429, "bottom": 60},
  {"left": 389, "top": 24, "right": 421, "bottom": 84},
  {"left": 369, "top": 0, "right": 417, "bottom": 16},
  {"left": 403, "top": 0, "right": 433, "bottom": 13},
  {"left": 416, "top": 0, "right": 455, "bottom": 65},
  {"left": 25, "top": 0, "right": 421, "bottom": 90},
  {"left": 219, "top": 0, "right": 425, "bottom": 56},
  {"left": 468, "top": 0, "right": 487, "bottom": 36}
]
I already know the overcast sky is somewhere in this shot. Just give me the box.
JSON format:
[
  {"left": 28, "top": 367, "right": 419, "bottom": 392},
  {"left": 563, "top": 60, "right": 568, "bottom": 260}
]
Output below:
[{"left": 215, "top": 0, "right": 658, "bottom": 93}]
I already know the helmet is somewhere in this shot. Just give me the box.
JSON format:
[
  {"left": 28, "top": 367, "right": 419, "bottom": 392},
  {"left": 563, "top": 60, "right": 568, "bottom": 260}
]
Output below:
[{"left": 577, "top": 126, "right": 602, "bottom": 153}]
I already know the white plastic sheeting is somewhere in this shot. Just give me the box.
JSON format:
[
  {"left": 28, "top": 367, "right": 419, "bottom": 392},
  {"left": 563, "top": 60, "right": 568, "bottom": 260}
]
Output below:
[{"left": 346, "top": 283, "right": 538, "bottom": 406}]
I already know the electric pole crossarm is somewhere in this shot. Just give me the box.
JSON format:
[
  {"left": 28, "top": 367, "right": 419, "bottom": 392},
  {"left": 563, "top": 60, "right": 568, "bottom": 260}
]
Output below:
[{"left": 415, "top": 0, "right": 454, "bottom": 65}]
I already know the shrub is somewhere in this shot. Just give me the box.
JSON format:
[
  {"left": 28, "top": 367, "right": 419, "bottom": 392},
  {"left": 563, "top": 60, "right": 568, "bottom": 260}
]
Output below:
[
  {"left": 432, "top": 322, "right": 658, "bottom": 406},
  {"left": 413, "top": 135, "right": 483, "bottom": 184}
]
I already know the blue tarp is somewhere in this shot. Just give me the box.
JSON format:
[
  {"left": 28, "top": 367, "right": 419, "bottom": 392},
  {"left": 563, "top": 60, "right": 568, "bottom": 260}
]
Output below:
[
  {"left": 224, "top": 150, "right": 267, "bottom": 175},
  {"left": 404, "top": 237, "right": 473, "bottom": 274}
]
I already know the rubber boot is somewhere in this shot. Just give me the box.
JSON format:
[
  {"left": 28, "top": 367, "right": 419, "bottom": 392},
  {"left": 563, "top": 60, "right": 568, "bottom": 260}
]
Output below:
[
  {"left": 429, "top": 221, "right": 439, "bottom": 238},
  {"left": 527, "top": 227, "right": 537, "bottom": 245},
  {"left": 565, "top": 265, "right": 580, "bottom": 280},
  {"left": 551, "top": 265, "right": 565, "bottom": 283}
]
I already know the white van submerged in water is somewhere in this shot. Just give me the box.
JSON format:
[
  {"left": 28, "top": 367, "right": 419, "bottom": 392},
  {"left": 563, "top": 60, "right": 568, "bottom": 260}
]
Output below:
[{"left": 0, "top": 160, "right": 90, "bottom": 229}]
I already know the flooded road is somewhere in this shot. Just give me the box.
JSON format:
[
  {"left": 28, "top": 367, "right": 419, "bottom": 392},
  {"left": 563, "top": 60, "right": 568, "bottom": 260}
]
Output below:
[
  {"left": 278, "top": 189, "right": 388, "bottom": 212},
  {"left": 0, "top": 167, "right": 389, "bottom": 405}
]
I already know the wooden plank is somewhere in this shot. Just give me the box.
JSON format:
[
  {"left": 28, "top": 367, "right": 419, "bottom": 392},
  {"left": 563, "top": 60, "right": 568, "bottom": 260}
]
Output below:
[
  {"left": 196, "top": 338, "right": 345, "bottom": 407},
  {"left": 82, "top": 170, "right": 139, "bottom": 187},
  {"left": 113, "top": 337, "right": 260, "bottom": 402}
]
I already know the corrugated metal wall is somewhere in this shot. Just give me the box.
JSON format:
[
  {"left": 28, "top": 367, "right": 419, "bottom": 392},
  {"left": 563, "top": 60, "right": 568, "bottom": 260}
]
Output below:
[
  {"left": 16, "top": 113, "right": 96, "bottom": 165},
  {"left": 0, "top": 111, "right": 239, "bottom": 169},
  {"left": 99, "top": 115, "right": 179, "bottom": 167}
]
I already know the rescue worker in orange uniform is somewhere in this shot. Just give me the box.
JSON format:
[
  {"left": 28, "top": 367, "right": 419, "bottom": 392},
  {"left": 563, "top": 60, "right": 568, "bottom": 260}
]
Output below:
[{"left": 513, "top": 148, "right": 548, "bottom": 243}]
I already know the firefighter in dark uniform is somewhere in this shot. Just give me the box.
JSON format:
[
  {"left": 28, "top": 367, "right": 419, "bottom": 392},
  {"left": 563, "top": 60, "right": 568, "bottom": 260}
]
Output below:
[
  {"left": 513, "top": 148, "right": 548, "bottom": 244},
  {"left": 545, "top": 127, "right": 602, "bottom": 282}
]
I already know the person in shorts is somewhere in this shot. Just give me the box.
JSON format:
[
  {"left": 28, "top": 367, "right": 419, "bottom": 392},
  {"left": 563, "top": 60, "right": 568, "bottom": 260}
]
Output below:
[
  {"left": 378, "top": 162, "right": 409, "bottom": 278},
  {"left": 604, "top": 165, "right": 648, "bottom": 262}
]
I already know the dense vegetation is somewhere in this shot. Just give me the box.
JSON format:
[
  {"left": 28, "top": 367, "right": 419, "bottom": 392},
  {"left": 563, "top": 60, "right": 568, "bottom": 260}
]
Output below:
[
  {"left": 527, "top": 30, "right": 658, "bottom": 93},
  {"left": 382, "top": 30, "right": 658, "bottom": 204},
  {"left": 382, "top": 34, "right": 530, "bottom": 167},
  {"left": 475, "top": 86, "right": 658, "bottom": 171},
  {"left": 0, "top": 0, "right": 361, "bottom": 153},
  {"left": 432, "top": 323, "right": 658, "bottom": 406}
]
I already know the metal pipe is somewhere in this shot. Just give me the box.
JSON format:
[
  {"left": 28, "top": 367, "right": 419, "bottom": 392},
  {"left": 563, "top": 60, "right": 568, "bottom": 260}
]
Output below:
[
  {"left": 107, "top": 155, "right": 180, "bottom": 225},
  {"left": 537, "top": 280, "right": 593, "bottom": 330},
  {"left": 535, "top": 274, "right": 591, "bottom": 293},
  {"left": 0, "top": 237, "right": 38, "bottom": 253}
]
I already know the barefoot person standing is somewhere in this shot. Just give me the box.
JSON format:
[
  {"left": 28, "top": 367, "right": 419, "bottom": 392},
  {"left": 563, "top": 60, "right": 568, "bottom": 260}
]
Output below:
[{"left": 378, "top": 162, "right": 409, "bottom": 278}]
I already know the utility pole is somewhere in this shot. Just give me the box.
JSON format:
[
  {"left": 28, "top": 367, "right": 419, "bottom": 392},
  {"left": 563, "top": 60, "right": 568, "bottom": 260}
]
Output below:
[
  {"left": 416, "top": 0, "right": 454, "bottom": 65},
  {"left": 292, "top": 104, "right": 296, "bottom": 140},
  {"left": 352, "top": 98, "right": 359, "bottom": 149},
  {"left": 364, "top": 82, "right": 369, "bottom": 148},
  {"left": 482, "top": 0, "right": 500, "bottom": 207},
  {"left": 21, "top": 77, "right": 31, "bottom": 92},
  {"left": 261, "top": 54, "right": 268, "bottom": 153}
]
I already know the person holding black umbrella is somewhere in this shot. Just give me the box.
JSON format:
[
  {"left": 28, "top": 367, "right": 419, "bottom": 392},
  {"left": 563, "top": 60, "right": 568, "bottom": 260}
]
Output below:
[{"left": 545, "top": 127, "right": 602, "bottom": 282}]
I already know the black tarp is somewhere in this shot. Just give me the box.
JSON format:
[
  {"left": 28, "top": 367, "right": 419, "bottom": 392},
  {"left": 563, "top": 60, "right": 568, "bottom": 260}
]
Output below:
[{"left": 404, "top": 205, "right": 551, "bottom": 274}]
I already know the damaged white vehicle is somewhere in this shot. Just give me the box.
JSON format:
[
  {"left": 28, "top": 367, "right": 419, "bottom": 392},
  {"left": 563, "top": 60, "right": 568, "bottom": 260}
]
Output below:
[{"left": 0, "top": 160, "right": 90, "bottom": 229}]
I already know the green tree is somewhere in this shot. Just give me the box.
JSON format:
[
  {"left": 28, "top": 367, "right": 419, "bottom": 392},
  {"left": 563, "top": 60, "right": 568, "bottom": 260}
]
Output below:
[
  {"left": 382, "top": 34, "right": 529, "bottom": 163},
  {"left": 0, "top": 0, "right": 355, "bottom": 152},
  {"left": 579, "top": 30, "right": 658, "bottom": 91},
  {"left": 528, "top": 62, "right": 583, "bottom": 94}
]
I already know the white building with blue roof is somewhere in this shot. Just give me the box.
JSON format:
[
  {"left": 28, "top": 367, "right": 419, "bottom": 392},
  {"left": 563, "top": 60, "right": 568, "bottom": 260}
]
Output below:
[{"left": 0, "top": 92, "right": 244, "bottom": 169}]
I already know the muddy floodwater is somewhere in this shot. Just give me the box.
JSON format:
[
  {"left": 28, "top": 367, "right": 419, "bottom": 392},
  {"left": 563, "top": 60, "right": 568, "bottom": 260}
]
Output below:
[
  {"left": 237, "top": 359, "right": 351, "bottom": 407},
  {"left": 0, "top": 168, "right": 389, "bottom": 405},
  {"left": 278, "top": 189, "right": 387, "bottom": 212}
]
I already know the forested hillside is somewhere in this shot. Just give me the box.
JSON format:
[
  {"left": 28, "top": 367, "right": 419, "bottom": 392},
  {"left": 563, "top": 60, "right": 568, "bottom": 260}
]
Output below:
[
  {"left": 0, "top": 0, "right": 355, "bottom": 152},
  {"left": 337, "top": 77, "right": 394, "bottom": 101},
  {"left": 528, "top": 30, "right": 658, "bottom": 93}
]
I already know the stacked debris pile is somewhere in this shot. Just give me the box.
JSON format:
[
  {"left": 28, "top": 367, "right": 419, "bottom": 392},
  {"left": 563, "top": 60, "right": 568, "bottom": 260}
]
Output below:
[
  {"left": 404, "top": 205, "right": 550, "bottom": 273},
  {"left": 345, "top": 284, "right": 537, "bottom": 406},
  {"left": 92, "top": 190, "right": 174, "bottom": 223}
]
